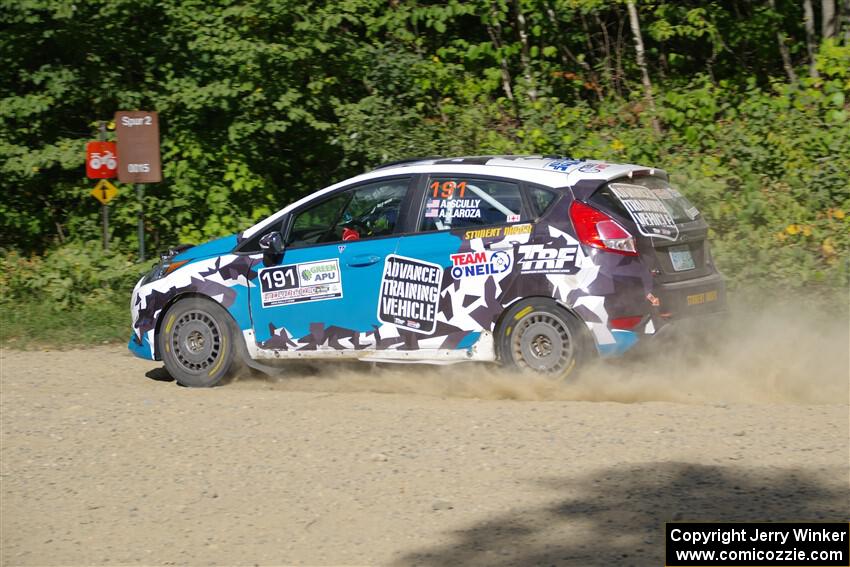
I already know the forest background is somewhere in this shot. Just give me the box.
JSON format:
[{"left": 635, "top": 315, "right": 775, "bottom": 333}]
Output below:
[{"left": 1, "top": 0, "right": 848, "bottom": 345}]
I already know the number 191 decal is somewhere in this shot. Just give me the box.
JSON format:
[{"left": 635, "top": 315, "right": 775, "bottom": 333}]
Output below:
[
  {"left": 258, "top": 259, "right": 342, "bottom": 308},
  {"left": 431, "top": 180, "right": 467, "bottom": 199}
]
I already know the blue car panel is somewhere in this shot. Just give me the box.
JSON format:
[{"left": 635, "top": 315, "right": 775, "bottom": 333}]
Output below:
[{"left": 128, "top": 155, "right": 727, "bottom": 386}]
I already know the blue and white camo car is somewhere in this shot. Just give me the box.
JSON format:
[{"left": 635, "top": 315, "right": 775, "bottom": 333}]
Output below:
[{"left": 129, "top": 155, "right": 726, "bottom": 387}]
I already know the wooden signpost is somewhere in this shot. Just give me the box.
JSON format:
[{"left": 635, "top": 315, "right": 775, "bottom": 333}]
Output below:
[
  {"left": 115, "top": 111, "right": 162, "bottom": 262},
  {"left": 86, "top": 123, "right": 118, "bottom": 251}
]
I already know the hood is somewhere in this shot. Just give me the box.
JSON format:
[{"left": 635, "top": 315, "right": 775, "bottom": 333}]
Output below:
[{"left": 173, "top": 234, "right": 239, "bottom": 262}]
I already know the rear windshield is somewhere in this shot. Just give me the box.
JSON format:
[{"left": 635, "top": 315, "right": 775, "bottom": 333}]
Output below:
[{"left": 590, "top": 176, "right": 700, "bottom": 225}]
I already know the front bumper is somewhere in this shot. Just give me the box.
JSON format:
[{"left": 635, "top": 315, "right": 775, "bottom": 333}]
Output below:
[
  {"left": 128, "top": 276, "right": 156, "bottom": 361},
  {"left": 128, "top": 331, "right": 155, "bottom": 360}
]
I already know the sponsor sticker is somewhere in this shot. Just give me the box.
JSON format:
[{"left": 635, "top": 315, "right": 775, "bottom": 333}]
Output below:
[
  {"left": 378, "top": 255, "right": 442, "bottom": 334},
  {"left": 259, "top": 259, "right": 342, "bottom": 308},
  {"left": 686, "top": 290, "right": 718, "bottom": 306},
  {"left": 609, "top": 183, "right": 680, "bottom": 240},
  {"left": 577, "top": 162, "right": 610, "bottom": 173},
  {"left": 517, "top": 244, "right": 578, "bottom": 274},
  {"left": 462, "top": 224, "right": 532, "bottom": 241},
  {"left": 449, "top": 250, "right": 512, "bottom": 279},
  {"left": 545, "top": 159, "right": 583, "bottom": 172}
]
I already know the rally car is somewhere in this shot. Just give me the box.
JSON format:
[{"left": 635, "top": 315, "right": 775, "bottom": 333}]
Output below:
[{"left": 129, "top": 155, "right": 726, "bottom": 387}]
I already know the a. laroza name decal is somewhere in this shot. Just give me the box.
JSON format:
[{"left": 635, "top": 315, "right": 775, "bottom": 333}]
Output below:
[
  {"left": 378, "top": 255, "right": 442, "bottom": 334},
  {"left": 425, "top": 198, "right": 482, "bottom": 219},
  {"left": 450, "top": 250, "right": 512, "bottom": 279},
  {"left": 609, "top": 183, "right": 679, "bottom": 240},
  {"left": 259, "top": 259, "right": 342, "bottom": 308}
]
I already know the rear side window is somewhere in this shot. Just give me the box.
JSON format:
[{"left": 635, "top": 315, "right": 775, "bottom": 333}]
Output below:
[
  {"left": 419, "top": 177, "right": 525, "bottom": 231},
  {"left": 529, "top": 186, "right": 557, "bottom": 216}
]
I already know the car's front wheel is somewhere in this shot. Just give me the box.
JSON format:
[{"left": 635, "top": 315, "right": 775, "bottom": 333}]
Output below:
[
  {"left": 158, "top": 298, "right": 239, "bottom": 387},
  {"left": 497, "top": 299, "right": 589, "bottom": 380}
]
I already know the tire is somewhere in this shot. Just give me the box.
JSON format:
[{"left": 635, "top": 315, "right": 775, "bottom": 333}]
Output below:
[
  {"left": 497, "top": 298, "right": 589, "bottom": 380},
  {"left": 158, "top": 298, "right": 239, "bottom": 387}
]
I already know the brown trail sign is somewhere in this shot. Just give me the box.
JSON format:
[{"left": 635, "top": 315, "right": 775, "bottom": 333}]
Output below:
[
  {"left": 115, "top": 111, "right": 162, "bottom": 183},
  {"left": 115, "top": 110, "right": 162, "bottom": 261}
]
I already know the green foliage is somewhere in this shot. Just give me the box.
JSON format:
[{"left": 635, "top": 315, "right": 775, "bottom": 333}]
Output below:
[
  {"left": 0, "top": 292, "right": 130, "bottom": 348},
  {"left": 0, "top": 0, "right": 848, "bottom": 323},
  {"left": 0, "top": 242, "right": 145, "bottom": 308},
  {"left": 0, "top": 242, "right": 146, "bottom": 346}
]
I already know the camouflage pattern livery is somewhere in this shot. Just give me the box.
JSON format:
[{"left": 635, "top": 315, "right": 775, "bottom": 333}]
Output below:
[{"left": 129, "top": 155, "right": 725, "bottom": 365}]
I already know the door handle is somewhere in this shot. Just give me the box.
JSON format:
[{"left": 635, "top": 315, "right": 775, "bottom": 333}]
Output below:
[
  {"left": 486, "top": 241, "right": 519, "bottom": 250},
  {"left": 347, "top": 254, "right": 382, "bottom": 267}
]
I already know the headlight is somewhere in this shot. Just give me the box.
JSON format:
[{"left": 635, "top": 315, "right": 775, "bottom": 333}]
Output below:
[
  {"left": 142, "top": 245, "right": 192, "bottom": 284},
  {"left": 143, "top": 259, "right": 189, "bottom": 284}
]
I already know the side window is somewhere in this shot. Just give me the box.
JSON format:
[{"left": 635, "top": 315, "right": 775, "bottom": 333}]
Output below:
[
  {"left": 420, "top": 177, "right": 525, "bottom": 231},
  {"left": 529, "top": 186, "right": 557, "bottom": 217},
  {"left": 287, "top": 178, "right": 409, "bottom": 247}
]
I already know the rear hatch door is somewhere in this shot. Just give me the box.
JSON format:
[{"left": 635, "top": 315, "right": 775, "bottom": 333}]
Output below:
[{"left": 587, "top": 175, "right": 713, "bottom": 284}]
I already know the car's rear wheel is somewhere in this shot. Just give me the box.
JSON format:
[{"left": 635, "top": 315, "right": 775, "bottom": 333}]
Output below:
[
  {"left": 497, "top": 299, "right": 589, "bottom": 380},
  {"left": 158, "top": 298, "right": 238, "bottom": 387}
]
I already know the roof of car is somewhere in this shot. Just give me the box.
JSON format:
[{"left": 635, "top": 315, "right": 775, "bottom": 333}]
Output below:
[
  {"left": 373, "top": 155, "right": 569, "bottom": 170},
  {"left": 242, "top": 155, "right": 666, "bottom": 239},
  {"left": 371, "top": 154, "right": 664, "bottom": 181}
]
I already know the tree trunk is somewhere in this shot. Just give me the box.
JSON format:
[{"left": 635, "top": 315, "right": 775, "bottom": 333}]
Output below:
[
  {"left": 485, "top": 10, "right": 515, "bottom": 104},
  {"left": 615, "top": 7, "right": 626, "bottom": 98},
  {"left": 845, "top": 0, "right": 850, "bottom": 43},
  {"left": 803, "top": 0, "right": 820, "bottom": 78},
  {"left": 821, "top": 0, "right": 837, "bottom": 38},
  {"left": 513, "top": 0, "right": 537, "bottom": 102},
  {"left": 594, "top": 12, "right": 615, "bottom": 94},
  {"left": 768, "top": 0, "right": 798, "bottom": 83},
  {"left": 543, "top": 2, "right": 603, "bottom": 100},
  {"left": 579, "top": 12, "right": 599, "bottom": 72},
  {"left": 626, "top": 0, "right": 661, "bottom": 134}
]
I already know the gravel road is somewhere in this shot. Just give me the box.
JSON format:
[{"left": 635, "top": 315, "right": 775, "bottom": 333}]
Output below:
[{"left": 1, "top": 341, "right": 848, "bottom": 566}]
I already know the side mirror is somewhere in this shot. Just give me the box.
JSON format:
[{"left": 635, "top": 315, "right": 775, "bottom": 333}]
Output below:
[{"left": 259, "top": 231, "right": 284, "bottom": 255}]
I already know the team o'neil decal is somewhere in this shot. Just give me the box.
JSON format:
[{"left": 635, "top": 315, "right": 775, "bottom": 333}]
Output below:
[
  {"left": 450, "top": 250, "right": 512, "bottom": 279},
  {"left": 609, "top": 183, "right": 679, "bottom": 240},
  {"left": 378, "top": 254, "right": 441, "bottom": 334},
  {"left": 259, "top": 259, "right": 342, "bottom": 308}
]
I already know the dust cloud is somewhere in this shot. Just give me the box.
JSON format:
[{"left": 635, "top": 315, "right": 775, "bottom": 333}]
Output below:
[{"left": 233, "top": 297, "right": 849, "bottom": 405}]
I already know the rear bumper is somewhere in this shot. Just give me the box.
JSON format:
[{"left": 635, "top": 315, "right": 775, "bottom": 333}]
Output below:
[
  {"left": 653, "top": 271, "right": 726, "bottom": 320},
  {"left": 643, "top": 271, "right": 727, "bottom": 345},
  {"left": 593, "top": 271, "right": 726, "bottom": 358},
  {"left": 650, "top": 308, "right": 728, "bottom": 341}
]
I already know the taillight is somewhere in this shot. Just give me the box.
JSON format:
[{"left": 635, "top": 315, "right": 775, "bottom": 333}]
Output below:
[
  {"left": 610, "top": 316, "right": 643, "bottom": 330},
  {"left": 569, "top": 201, "right": 637, "bottom": 255}
]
